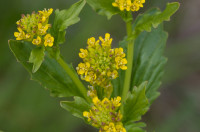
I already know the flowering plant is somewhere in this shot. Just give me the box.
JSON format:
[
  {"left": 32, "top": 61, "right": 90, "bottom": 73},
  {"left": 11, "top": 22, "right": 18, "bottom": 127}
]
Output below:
[{"left": 9, "top": 0, "right": 179, "bottom": 131}]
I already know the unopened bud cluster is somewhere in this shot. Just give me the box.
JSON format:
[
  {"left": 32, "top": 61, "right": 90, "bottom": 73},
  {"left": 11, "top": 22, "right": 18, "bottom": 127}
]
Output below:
[{"left": 14, "top": 8, "right": 54, "bottom": 47}]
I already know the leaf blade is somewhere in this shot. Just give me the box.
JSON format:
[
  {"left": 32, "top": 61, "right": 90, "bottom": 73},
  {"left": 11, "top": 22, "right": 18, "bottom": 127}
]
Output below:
[
  {"left": 9, "top": 40, "right": 84, "bottom": 98},
  {"left": 29, "top": 47, "right": 45, "bottom": 73},
  {"left": 86, "top": 0, "right": 120, "bottom": 19},
  {"left": 132, "top": 2, "right": 179, "bottom": 37},
  {"left": 60, "top": 96, "right": 91, "bottom": 119},
  {"left": 132, "top": 25, "right": 168, "bottom": 104},
  {"left": 51, "top": 0, "right": 86, "bottom": 45},
  {"left": 123, "top": 82, "right": 149, "bottom": 124}
]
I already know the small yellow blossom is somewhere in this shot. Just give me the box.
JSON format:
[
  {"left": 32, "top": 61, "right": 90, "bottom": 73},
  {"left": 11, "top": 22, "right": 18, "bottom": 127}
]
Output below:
[
  {"left": 76, "top": 62, "right": 90, "bottom": 75},
  {"left": 85, "top": 72, "right": 96, "bottom": 82},
  {"left": 107, "top": 70, "right": 118, "bottom": 79},
  {"left": 14, "top": 28, "right": 26, "bottom": 40},
  {"left": 76, "top": 33, "right": 127, "bottom": 89},
  {"left": 87, "top": 37, "right": 99, "bottom": 47},
  {"left": 39, "top": 8, "right": 53, "bottom": 22},
  {"left": 79, "top": 49, "right": 88, "bottom": 58},
  {"left": 83, "top": 96, "right": 126, "bottom": 132},
  {"left": 99, "top": 33, "right": 112, "bottom": 47},
  {"left": 112, "top": 96, "right": 121, "bottom": 107},
  {"left": 112, "top": 0, "right": 145, "bottom": 12},
  {"left": 32, "top": 36, "right": 41, "bottom": 45},
  {"left": 104, "top": 122, "right": 116, "bottom": 132},
  {"left": 44, "top": 34, "right": 54, "bottom": 47},
  {"left": 38, "top": 23, "right": 51, "bottom": 35}
]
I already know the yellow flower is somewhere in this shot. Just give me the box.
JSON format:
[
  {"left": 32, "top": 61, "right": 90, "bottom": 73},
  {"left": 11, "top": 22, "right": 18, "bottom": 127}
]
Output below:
[
  {"left": 115, "top": 57, "right": 127, "bottom": 70},
  {"left": 85, "top": 72, "right": 96, "bottom": 82},
  {"left": 83, "top": 111, "right": 91, "bottom": 121},
  {"left": 79, "top": 49, "right": 88, "bottom": 58},
  {"left": 111, "top": 96, "right": 121, "bottom": 108},
  {"left": 87, "top": 37, "right": 99, "bottom": 47},
  {"left": 115, "top": 123, "right": 127, "bottom": 132},
  {"left": 77, "top": 33, "right": 127, "bottom": 89},
  {"left": 32, "top": 36, "right": 41, "bottom": 45},
  {"left": 14, "top": 28, "right": 26, "bottom": 40},
  {"left": 92, "top": 96, "right": 100, "bottom": 105},
  {"left": 83, "top": 96, "right": 126, "bottom": 132},
  {"left": 112, "top": 0, "right": 145, "bottom": 12},
  {"left": 99, "top": 33, "right": 112, "bottom": 47},
  {"left": 107, "top": 70, "right": 118, "bottom": 79},
  {"left": 104, "top": 122, "right": 116, "bottom": 132},
  {"left": 115, "top": 48, "right": 125, "bottom": 58},
  {"left": 76, "top": 62, "right": 90, "bottom": 75},
  {"left": 38, "top": 23, "right": 51, "bottom": 35},
  {"left": 44, "top": 34, "right": 54, "bottom": 47},
  {"left": 39, "top": 8, "right": 53, "bottom": 22}
]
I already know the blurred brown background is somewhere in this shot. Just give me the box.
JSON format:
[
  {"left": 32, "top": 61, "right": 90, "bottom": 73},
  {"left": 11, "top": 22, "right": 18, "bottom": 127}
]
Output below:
[{"left": 0, "top": 0, "right": 199, "bottom": 131}]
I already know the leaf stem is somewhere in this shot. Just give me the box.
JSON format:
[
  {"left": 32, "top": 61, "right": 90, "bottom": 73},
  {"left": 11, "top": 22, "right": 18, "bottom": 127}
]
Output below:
[
  {"left": 121, "top": 12, "right": 134, "bottom": 103},
  {"left": 57, "top": 57, "right": 90, "bottom": 102}
]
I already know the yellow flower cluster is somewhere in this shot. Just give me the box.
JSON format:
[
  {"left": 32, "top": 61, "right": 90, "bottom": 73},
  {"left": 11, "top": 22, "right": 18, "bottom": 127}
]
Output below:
[
  {"left": 112, "top": 0, "right": 145, "bottom": 12},
  {"left": 14, "top": 8, "right": 54, "bottom": 47},
  {"left": 76, "top": 33, "right": 127, "bottom": 89},
  {"left": 83, "top": 96, "right": 126, "bottom": 132}
]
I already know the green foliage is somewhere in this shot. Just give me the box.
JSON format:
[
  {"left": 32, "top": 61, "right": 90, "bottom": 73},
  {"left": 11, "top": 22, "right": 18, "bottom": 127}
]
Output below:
[
  {"left": 132, "top": 25, "right": 168, "bottom": 104},
  {"left": 29, "top": 47, "right": 45, "bottom": 73},
  {"left": 9, "top": 40, "right": 83, "bottom": 98},
  {"left": 115, "top": 26, "right": 168, "bottom": 104},
  {"left": 86, "top": 0, "right": 119, "bottom": 19},
  {"left": 126, "top": 127, "right": 146, "bottom": 132},
  {"left": 123, "top": 82, "right": 149, "bottom": 124},
  {"left": 132, "top": 2, "right": 179, "bottom": 38},
  {"left": 60, "top": 96, "right": 91, "bottom": 119},
  {"left": 116, "top": 3, "right": 179, "bottom": 104},
  {"left": 51, "top": 0, "right": 86, "bottom": 45}
]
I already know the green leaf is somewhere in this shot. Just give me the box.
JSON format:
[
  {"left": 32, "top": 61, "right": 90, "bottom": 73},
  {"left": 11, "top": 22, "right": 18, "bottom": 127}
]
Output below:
[
  {"left": 86, "top": 0, "right": 120, "bottom": 19},
  {"left": 29, "top": 46, "right": 45, "bottom": 73},
  {"left": 9, "top": 40, "right": 83, "bottom": 98},
  {"left": 125, "top": 122, "right": 146, "bottom": 132},
  {"left": 132, "top": 2, "right": 179, "bottom": 38},
  {"left": 51, "top": 0, "right": 86, "bottom": 45},
  {"left": 126, "top": 127, "right": 146, "bottom": 132},
  {"left": 132, "top": 25, "right": 168, "bottom": 104},
  {"left": 60, "top": 96, "right": 91, "bottom": 119},
  {"left": 123, "top": 82, "right": 149, "bottom": 124}
]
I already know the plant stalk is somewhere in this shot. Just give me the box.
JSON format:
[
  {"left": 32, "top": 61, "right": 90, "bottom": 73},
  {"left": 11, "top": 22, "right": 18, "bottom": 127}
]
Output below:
[
  {"left": 121, "top": 12, "right": 134, "bottom": 103},
  {"left": 57, "top": 57, "right": 89, "bottom": 102}
]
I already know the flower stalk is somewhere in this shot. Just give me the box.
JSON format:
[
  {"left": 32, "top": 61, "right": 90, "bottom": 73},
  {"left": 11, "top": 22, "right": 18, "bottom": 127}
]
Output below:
[{"left": 121, "top": 11, "right": 134, "bottom": 104}]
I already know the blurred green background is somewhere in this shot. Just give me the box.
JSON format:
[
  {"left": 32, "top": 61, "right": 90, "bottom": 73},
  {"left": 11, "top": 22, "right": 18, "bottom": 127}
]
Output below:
[{"left": 0, "top": 0, "right": 200, "bottom": 131}]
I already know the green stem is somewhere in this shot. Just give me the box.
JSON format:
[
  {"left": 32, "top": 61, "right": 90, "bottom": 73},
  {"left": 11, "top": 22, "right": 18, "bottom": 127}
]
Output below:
[
  {"left": 57, "top": 57, "right": 90, "bottom": 102},
  {"left": 121, "top": 12, "right": 134, "bottom": 103}
]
